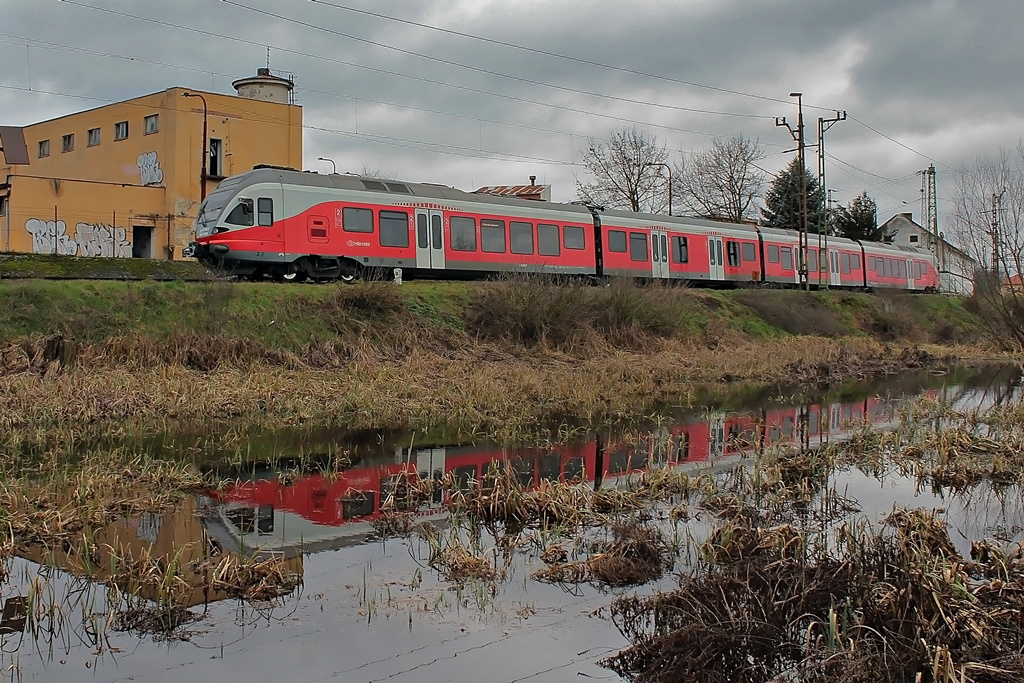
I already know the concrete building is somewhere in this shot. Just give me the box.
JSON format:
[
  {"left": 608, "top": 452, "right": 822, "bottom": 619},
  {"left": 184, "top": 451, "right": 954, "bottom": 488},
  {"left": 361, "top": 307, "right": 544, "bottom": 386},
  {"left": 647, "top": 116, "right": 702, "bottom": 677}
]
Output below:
[
  {"left": 880, "top": 212, "right": 977, "bottom": 295},
  {"left": 0, "top": 69, "right": 302, "bottom": 260}
]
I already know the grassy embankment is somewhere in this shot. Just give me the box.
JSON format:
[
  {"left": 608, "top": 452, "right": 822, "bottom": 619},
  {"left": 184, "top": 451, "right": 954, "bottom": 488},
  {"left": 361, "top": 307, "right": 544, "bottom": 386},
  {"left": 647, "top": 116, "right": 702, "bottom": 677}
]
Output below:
[{"left": 0, "top": 262, "right": 989, "bottom": 448}]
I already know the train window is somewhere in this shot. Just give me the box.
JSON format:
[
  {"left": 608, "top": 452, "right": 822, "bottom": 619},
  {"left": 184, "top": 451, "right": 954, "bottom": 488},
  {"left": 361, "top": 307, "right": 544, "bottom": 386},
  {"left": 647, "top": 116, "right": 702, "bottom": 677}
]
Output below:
[
  {"left": 781, "top": 247, "right": 793, "bottom": 270},
  {"left": 538, "top": 223, "right": 560, "bottom": 256},
  {"left": 510, "top": 221, "right": 534, "bottom": 254},
  {"left": 841, "top": 252, "right": 851, "bottom": 274},
  {"left": 481, "top": 219, "right": 507, "bottom": 253},
  {"left": 539, "top": 453, "right": 560, "bottom": 482},
  {"left": 869, "top": 255, "right": 876, "bottom": 271},
  {"left": 380, "top": 210, "right": 409, "bottom": 248},
  {"left": 343, "top": 207, "right": 373, "bottom": 233},
  {"left": 340, "top": 492, "right": 375, "bottom": 520},
  {"left": 564, "top": 226, "right": 585, "bottom": 250},
  {"left": 417, "top": 214, "right": 429, "bottom": 248},
  {"left": 450, "top": 216, "right": 477, "bottom": 251},
  {"left": 225, "top": 199, "right": 254, "bottom": 226},
  {"left": 898, "top": 260, "right": 907, "bottom": 278},
  {"left": 672, "top": 235, "right": 689, "bottom": 263},
  {"left": 852, "top": 254, "right": 861, "bottom": 270},
  {"left": 820, "top": 250, "right": 828, "bottom": 272},
  {"left": 768, "top": 245, "right": 780, "bottom": 263},
  {"left": 629, "top": 232, "right": 648, "bottom": 262},
  {"left": 726, "top": 241, "right": 740, "bottom": 267},
  {"left": 432, "top": 214, "right": 443, "bottom": 246},
  {"left": 742, "top": 242, "right": 756, "bottom": 262},
  {"left": 257, "top": 198, "right": 274, "bottom": 226},
  {"left": 607, "top": 230, "right": 627, "bottom": 253}
]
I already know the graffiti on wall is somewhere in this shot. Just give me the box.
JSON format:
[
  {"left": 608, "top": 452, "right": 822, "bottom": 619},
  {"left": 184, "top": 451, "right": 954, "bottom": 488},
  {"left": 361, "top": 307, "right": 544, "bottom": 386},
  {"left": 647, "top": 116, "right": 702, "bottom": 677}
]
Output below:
[
  {"left": 24, "top": 218, "right": 131, "bottom": 257},
  {"left": 138, "top": 151, "right": 164, "bottom": 187}
]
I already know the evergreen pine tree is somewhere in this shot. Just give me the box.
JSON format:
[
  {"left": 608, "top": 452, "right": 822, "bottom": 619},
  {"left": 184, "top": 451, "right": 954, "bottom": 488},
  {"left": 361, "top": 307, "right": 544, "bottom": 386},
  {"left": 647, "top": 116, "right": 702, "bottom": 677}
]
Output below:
[
  {"left": 833, "top": 191, "right": 888, "bottom": 241},
  {"left": 760, "top": 157, "right": 825, "bottom": 234}
]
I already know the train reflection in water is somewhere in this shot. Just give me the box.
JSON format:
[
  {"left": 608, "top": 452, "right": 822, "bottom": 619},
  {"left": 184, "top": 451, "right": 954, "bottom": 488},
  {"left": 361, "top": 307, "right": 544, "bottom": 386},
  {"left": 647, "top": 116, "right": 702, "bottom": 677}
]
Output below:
[{"left": 203, "top": 389, "right": 937, "bottom": 556}]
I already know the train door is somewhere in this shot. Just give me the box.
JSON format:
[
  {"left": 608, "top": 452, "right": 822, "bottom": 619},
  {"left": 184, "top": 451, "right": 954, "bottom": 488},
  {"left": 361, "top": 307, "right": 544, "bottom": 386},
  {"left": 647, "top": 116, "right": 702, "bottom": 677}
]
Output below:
[
  {"left": 413, "top": 447, "right": 447, "bottom": 507},
  {"left": 905, "top": 259, "right": 914, "bottom": 289},
  {"left": 651, "top": 230, "right": 669, "bottom": 279},
  {"left": 829, "top": 249, "right": 841, "bottom": 287},
  {"left": 708, "top": 236, "right": 725, "bottom": 281},
  {"left": 708, "top": 412, "right": 726, "bottom": 461},
  {"left": 415, "top": 209, "right": 446, "bottom": 270}
]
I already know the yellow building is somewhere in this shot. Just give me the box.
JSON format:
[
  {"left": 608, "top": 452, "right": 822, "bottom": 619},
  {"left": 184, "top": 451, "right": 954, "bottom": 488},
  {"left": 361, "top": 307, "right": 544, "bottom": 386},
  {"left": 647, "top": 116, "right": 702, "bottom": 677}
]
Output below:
[{"left": 0, "top": 69, "right": 302, "bottom": 260}]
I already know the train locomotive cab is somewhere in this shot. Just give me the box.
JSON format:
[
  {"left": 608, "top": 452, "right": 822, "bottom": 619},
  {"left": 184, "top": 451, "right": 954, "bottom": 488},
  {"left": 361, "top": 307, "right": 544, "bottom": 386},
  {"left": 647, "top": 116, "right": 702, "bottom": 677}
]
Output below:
[{"left": 186, "top": 169, "right": 293, "bottom": 279}]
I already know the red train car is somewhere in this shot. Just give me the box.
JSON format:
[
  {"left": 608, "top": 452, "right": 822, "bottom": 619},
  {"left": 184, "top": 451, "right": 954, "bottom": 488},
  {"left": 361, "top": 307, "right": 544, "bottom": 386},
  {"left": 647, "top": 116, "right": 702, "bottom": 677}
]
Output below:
[{"left": 187, "top": 167, "right": 940, "bottom": 292}]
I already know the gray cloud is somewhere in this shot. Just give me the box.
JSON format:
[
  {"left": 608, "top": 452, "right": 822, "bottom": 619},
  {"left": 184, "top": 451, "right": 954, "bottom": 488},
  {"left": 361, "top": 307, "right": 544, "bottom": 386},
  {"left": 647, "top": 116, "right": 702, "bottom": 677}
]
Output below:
[{"left": 2, "top": 0, "right": 1022, "bottom": 224}]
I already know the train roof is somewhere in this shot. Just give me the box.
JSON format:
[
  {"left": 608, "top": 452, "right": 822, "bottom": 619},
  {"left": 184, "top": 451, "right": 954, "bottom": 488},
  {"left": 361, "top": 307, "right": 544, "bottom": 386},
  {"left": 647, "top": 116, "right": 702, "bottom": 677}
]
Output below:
[{"left": 231, "top": 167, "right": 595, "bottom": 218}]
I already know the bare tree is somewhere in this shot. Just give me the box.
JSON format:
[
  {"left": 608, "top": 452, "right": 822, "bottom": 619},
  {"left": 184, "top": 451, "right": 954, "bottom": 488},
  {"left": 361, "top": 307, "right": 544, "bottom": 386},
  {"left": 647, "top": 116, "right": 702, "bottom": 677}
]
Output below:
[
  {"left": 673, "top": 135, "right": 765, "bottom": 222},
  {"left": 950, "top": 143, "right": 1024, "bottom": 350},
  {"left": 575, "top": 128, "right": 670, "bottom": 213}
]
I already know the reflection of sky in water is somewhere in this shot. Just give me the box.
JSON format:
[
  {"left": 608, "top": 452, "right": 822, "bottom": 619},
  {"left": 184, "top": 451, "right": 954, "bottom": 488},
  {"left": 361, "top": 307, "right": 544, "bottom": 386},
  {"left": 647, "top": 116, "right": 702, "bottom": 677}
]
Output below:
[{"left": 836, "top": 469, "right": 1024, "bottom": 556}]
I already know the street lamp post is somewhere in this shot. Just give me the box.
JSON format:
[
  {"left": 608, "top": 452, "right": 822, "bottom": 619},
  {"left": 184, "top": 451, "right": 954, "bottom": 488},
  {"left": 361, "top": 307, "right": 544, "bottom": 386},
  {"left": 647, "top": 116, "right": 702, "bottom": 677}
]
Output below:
[
  {"left": 642, "top": 162, "right": 673, "bottom": 216},
  {"left": 318, "top": 157, "right": 337, "bottom": 174},
  {"left": 182, "top": 92, "right": 208, "bottom": 202}
]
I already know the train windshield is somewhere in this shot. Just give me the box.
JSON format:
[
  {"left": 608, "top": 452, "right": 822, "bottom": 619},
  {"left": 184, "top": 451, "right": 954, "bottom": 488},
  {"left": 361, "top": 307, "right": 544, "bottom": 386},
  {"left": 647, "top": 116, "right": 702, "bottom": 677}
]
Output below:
[{"left": 194, "top": 190, "right": 232, "bottom": 238}]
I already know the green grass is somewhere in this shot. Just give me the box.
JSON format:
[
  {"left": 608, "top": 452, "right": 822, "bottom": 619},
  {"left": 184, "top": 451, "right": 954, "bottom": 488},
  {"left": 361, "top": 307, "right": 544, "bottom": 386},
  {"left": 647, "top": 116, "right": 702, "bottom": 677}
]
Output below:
[{"left": 0, "top": 274, "right": 983, "bottom": 351}]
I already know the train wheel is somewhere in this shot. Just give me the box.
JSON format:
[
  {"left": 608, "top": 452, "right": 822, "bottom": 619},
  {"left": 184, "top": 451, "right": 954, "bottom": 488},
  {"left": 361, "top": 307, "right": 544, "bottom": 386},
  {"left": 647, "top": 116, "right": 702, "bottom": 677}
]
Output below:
[{"left": 338, "top": 263, "right": 360, "bottom": 284}]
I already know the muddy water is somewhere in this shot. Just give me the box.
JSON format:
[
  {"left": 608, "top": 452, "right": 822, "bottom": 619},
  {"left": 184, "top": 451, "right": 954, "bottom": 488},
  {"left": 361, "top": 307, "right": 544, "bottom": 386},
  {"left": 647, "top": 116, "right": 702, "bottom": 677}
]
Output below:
[{"left": 1, "top": 364, "right": 1022, "bottom": 683}]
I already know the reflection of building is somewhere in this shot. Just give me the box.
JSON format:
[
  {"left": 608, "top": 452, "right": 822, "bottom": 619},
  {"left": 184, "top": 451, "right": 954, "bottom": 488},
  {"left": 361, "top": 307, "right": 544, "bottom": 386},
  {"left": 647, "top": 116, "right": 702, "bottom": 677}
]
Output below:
[
  {"left": 0, "top": 68, "right": 301, "bottom": 260},
  {"left": 881, "top": 212, "right": 977, "bottom": 295},
  {"left": 17, "top": 497, "right": 302, "bottom": 608}
]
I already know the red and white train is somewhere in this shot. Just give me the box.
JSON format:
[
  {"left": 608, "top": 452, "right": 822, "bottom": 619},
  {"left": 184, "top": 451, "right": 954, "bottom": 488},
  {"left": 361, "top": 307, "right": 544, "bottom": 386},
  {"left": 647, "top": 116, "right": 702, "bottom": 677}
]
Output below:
[{"left": 186, "top": 165, "right": 940, "bottom": 291}]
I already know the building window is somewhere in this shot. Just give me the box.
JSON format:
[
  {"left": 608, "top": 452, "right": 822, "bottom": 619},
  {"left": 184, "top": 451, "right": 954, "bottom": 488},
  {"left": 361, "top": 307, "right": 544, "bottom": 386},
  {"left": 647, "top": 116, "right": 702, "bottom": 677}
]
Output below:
[
  {"left": 87, "top": 128, "right": 101, "bottom": 146},
  {"left": 38, "top": 140, "right": 50, "bottom": 158},
  {"left": 909, "top": 234, "right": 919, "bottom": 244},
  {"left": 62, "top": 134, "right": 74, "bottom": 153},
  {"left": 209, "top": 138, "right": 223, "bottom": 177},
  {"left": 114, "top": 121, "right": 128, "bottom": 141},
  {"left": 144, "top": 114, "right": 159, "bottom": 135},
  {"left": 0, "top": 195, "right": 7, "bottom": 216}
]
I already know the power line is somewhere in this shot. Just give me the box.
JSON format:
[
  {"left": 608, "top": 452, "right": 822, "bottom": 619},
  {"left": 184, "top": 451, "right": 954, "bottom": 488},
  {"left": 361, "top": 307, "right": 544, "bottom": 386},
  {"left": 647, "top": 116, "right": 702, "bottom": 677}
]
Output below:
[
  {"left": 848, "top": 115, "right": 955, "bottom": 171},
  {"left": 307, "top": 0, "right": 795, "bottom": 107},
  {"left": 224, "top": 0, "right": 772, "bottom": 120}
]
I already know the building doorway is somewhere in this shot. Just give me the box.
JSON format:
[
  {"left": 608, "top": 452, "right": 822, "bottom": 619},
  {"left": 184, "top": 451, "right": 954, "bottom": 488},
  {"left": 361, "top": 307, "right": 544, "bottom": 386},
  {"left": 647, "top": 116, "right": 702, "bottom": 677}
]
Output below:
[{"left": 132, "top": 226, "right": 154, "bottom": 258}]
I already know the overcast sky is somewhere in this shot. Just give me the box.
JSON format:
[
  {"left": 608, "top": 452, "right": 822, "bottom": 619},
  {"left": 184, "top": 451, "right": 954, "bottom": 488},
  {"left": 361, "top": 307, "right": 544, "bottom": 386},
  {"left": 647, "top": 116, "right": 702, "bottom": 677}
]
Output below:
[{"left": 2, "top": 0, "right": 1021, "bottom": 224}]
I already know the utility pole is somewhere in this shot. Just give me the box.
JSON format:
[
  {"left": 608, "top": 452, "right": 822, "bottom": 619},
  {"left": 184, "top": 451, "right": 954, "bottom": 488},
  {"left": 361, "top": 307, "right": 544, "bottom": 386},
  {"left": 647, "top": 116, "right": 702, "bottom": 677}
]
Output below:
[
  {"left": 776, "top": 92, "right": 809, "bottom": 290},
  {"left": 991, "top": 190, "right": 1005, "bottom": 281},
  {"left": 817, "top": 111, "right": 846, "bottom": 289}
]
